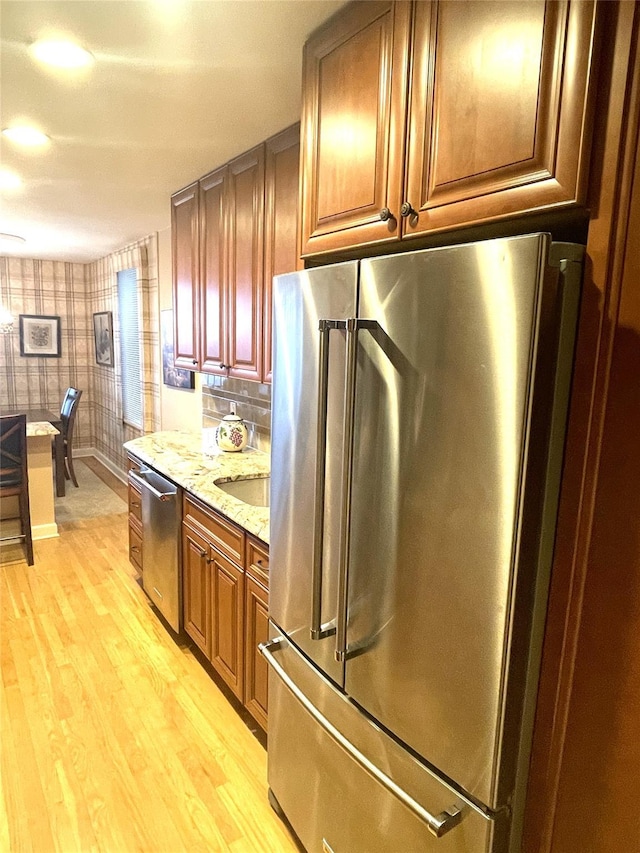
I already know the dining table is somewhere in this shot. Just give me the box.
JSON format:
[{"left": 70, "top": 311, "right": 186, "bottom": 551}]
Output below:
[{"left": 2, "top": 406, "right": 66, "bottom": 498}]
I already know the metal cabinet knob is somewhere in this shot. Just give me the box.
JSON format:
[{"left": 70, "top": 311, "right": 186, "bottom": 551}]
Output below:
[
  {"left": 192, "top": 358, "right": 197, "bottom": 365},
  {"left": 400, "top": 202, "right": 416, "bottom": 218},
  {"left": 379, "top": 207, "right": 393, "bottom": 222}
]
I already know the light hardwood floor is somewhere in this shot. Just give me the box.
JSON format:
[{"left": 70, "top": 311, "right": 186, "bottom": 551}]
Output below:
[{"left": 0, "top": 490, "right": 299, "bottom": 851}]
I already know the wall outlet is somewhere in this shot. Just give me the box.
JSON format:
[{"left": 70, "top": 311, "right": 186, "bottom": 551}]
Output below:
[{"left": 230, "top": 401, "right": 237, "bottom": 415}]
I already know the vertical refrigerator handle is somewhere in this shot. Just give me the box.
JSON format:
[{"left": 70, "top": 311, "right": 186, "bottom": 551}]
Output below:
[
  {"left": 335, "top": 319, "right": 377, "bottom": 663},
  {"left": 310, "top": 320, "right": 336, "bottom": 640}
]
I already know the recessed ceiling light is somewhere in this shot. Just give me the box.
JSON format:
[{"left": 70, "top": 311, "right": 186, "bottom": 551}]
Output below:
[
  {"left": 0, "top": 233, "right": 26, "bottom": 244},
  {"left": 30, "top": 39, "right": 94, "bottom": 69},
  {"left": 0, "top": 170, "right": 22, "bottom": 190},
  {"left": 2, "top": 126, "right": 50, "bottom": 147}
]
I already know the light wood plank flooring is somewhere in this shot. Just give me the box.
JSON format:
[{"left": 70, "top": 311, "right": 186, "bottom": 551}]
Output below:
[{"left": 1, "top": 492, "right": 299, "bottom": 851}]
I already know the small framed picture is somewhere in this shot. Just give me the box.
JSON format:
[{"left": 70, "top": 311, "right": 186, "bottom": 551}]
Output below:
[
  {"left": 19, "top": 314, "right": 61, "bottom": 357},
  {"left": 161, "top": 309, "right": 195, "bottom": 389},
  {"left": 93, "top": 311, "right": 114, "bottom": 367}
]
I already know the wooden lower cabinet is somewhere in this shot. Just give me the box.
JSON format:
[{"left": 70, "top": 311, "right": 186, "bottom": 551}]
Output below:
[
  {"left": 128, "top": 473, "right": 143, "bottom": 573},
  {"left": 182, "top": 522, "right": 212, "bottom": 658},
  {"left": 181, "top": 494, "right": 269, "bottom": 729},
  {"left": 244, "top": 572, "right": 269, "bottom": 731},
  {"left": 210, "top": 551, "right": 244, "bottom": 699}
]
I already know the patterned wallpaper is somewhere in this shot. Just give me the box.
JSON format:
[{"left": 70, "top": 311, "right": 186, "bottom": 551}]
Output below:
[
  {"left": 0, "top": 257, "right": 93, "bottom": 448},
  {"left": 1, "top": 235, "right": 160, "bottom": 474},
  {"left": 86, "top": 234, "right": 160, "bottom": 471}
]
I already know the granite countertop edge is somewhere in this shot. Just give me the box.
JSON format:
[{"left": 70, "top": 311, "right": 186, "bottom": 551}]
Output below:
[
  {"left": 123, "top": 430, "right": 270, "bottom": 545},
  {"left": 27, "top": 422, "right": 60, "bottom": 437}
]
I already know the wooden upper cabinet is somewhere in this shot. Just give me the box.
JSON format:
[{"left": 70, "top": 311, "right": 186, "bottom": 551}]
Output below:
[
  {"left": 299, "top": 0, "right": 599, "bottom": 256},
  {"left": 227, "top": 145, "right": 265, "bottom": 382},
  {"left": 171, "top": 183, "right": 200, "bottom": 369},
  {"left": 404, "top": 0, "right": 599, "bottom": 236},
  {"left": 300, "top": 1, "right": 411, "bottom": 256},
  {"left": 263, "top": 124, "right": 301, "bottom": 384},
  {"left": 199, "top": 166, "right": 227, "bottom": 375}
]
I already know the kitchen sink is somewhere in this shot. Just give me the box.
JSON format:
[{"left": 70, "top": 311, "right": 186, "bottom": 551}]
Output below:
[{"left": 216, "top": 475, "right": 270, "bottom": 507}]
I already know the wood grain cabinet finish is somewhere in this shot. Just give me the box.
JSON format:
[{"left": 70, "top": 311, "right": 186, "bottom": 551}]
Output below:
[
  {"left": 300, "top": 1, "right": 411, "bottom": 256},
  {"left": 171, "top": 182, "right": 200, "bottom": 369},
  {"left": 210, "top": 551, "right": 245, "bottom": 699},
  {"left": 182, "top": 522, "right": 212, "bottom": 658},
  {"left": 172, "top": 128, "right": 299, "bottom": 382},
  {"left": 300, "top": 0, "right": 599, "bottom": 256},
  {"left": 244, "top": 536, "right": 270, "bottom": 730},
  {"left": 181, "top": 495, "right": 270, "bottom": 722},
  {"left": 263, "top": 124, "right": 301, "bottom": 384},
  {"left": 404, "top": 0, "right": 598, "bottom": 236},
  {"left": 199, "top": 166, "right": 227, "bottom": 375},
  {"left": 127, "top": 475, "right": 143, "bottom": 573},
  {"left": 226, "top": 145, "right": 265, "bottom": 382}
]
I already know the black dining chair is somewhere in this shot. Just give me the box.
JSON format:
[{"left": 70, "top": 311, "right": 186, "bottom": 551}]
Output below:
[
  {"left": 0, "top": 414, "right": 34, "bottom": 566},
  {"left": 57, "top": 387, "right": 83, "bottom": 488}
]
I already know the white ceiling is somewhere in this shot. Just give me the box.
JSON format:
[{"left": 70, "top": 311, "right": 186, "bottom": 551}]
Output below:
[{"left": 0, "top": 0, "right": 344, "bottom": 263}]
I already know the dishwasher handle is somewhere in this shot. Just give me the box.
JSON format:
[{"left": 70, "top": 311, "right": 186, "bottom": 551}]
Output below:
[{"left": 129, "top": 468, "right": 176, "bottom": 502}]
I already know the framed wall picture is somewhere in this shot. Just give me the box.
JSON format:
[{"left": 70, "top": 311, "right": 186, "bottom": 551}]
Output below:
[
  {"left": 161, "top": 309, "right": 195, "bottom": 389},
  {"left": 93, "top": 311, "right": 114, "bottom": 367},
  {"left": 19, "top": 314, "right": 61, "bottom": 357}
]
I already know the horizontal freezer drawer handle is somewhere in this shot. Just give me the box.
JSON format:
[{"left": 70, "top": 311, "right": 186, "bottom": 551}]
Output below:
[
  {"left": 259, "top": 638, "right": 463, "bottom": 839},
  {"left": 129, "top": 470, "right": 175, "bottom": 502}
]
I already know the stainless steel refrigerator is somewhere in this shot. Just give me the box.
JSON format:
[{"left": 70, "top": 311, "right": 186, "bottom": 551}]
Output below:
[{"left": 262, "top": 233, "right": 583, "bottom": 853}]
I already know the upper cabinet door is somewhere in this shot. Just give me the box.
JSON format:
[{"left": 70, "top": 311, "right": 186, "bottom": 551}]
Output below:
[
  {"left": 403, "top": 0, "right": 599, "bottom": 237},
  {"left": 171, "top": 183, "right": 200, "bottom": 370},
  {"left": 299, "top": 1, "right": 411, "bottom": 258},
  {"left": 227, "top": 145, "right": 265, "bottom": 382},
  {"left": 199, "top": 166, "right": 228, "bottom": 375},
  {"left": 263, "top": 124, "right": 301, "bottom": 384}
]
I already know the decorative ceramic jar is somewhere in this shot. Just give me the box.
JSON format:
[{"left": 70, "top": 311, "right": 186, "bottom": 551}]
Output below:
[{"left": 215, "top": 414, "right": 248, "bottom": 452}]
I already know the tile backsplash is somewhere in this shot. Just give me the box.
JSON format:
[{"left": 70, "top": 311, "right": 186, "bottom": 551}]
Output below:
[{"left": 202, "top": 375, "right": 271, "bottom": 454}]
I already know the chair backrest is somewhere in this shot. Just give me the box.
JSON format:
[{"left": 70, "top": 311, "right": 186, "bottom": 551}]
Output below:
[
  {"left": 0, "top": 414, "right": 28, "bottom": 487},
  {"left": 60, "top": 387, "right": 83, "bottom": 444}
]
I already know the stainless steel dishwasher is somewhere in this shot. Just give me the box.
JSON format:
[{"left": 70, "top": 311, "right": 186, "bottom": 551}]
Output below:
[{"left": 129, "top": 465, "right": 181, "bottom": 632}]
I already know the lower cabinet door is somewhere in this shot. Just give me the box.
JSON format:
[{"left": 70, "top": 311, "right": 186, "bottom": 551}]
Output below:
[
  {"left": 182, "top": 523, "right": 212, "bottom": 659},
  {"left": 211, "top": 549, "right": 245, "bottom": 700},
  {"left": 128, "top": 517, "right": 143, "bottom": 573},
  {"left": 244, "top": 573, "right": 269, "bottom": 730}
]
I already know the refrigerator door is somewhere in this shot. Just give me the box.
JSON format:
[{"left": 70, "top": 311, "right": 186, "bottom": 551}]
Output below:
[
  {"left": 270, "top": 263, "right": 358, "bottom": 687},
  {"left": 264, "top": 630, "right": 507, "bottom": 853},
  {"left": 344, "top": 234, "right": 564, "bottom": 808}
]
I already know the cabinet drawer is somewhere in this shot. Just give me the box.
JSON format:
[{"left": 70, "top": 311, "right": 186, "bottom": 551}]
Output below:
[
  {"left": 183, "top": 494, "right": 245, "bottom": 566},
  {"left": 247, "top": 536, "right": 269, "bottom": 587},
  {"left": 129, "top": 519, "right": 143, "bottom": 572},
  {"left": 128, "top": 481, "right": 142, "bottom": 523}
]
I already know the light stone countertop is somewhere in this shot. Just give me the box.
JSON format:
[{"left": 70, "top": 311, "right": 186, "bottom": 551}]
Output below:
[
  {"left": 26, "top": 422, "right": 60, "bottom": 437},
  {"left": 123, "top": 430, "right": 270, "bottom": 544}
]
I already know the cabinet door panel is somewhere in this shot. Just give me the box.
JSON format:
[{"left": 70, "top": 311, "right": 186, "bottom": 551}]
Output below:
[
  {"left": 300, "top": 1, "right": 411, "bottom": 256},
  {"left": 263, "top": 124, "right": 300, "bottom": 384},
  {"left": 171, "top": 183, "right": 200, "bottom": 369},
  {"left": 404, "top": 0, "right": 598, "bottom": 236},
  {"left": 211, "top": 551, "right": 244, "bottom": 700},
  {"left": 244, "top": 574, "right": 269, "bottom": 731},
  {"left": 182, "top": 524, "right": 211, "bottom": 659},
  {"left": 227, "top": 145, "right": 264, "bottom": 382},
  {"left": 199, "top": 167, "right": 227, "bottom": 375}
]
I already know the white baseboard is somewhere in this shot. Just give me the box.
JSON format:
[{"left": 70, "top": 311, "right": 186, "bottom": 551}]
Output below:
[
  {"left": 33, "top": 522, "right": 59, "bottom": 540},
  {"left": 76, "top": 448, "right": 127, "bottom": 484}
]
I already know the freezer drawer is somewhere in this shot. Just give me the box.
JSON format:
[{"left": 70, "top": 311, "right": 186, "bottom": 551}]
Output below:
[{"left": 264, "top": 629, "right": 507, "bottom": 853}]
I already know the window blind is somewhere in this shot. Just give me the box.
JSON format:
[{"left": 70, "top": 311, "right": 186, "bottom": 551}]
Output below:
[{"left": 117, "top": 268, "right": 143, "bottom": 429}]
